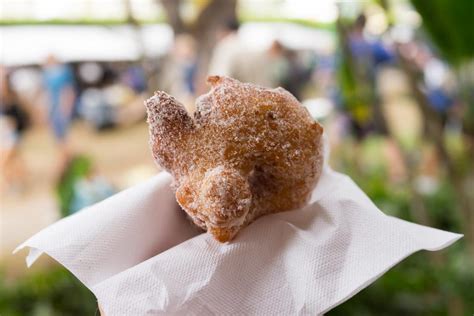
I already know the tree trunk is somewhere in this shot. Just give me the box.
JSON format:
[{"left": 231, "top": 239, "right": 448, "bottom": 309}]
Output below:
[
  {"left": 161, "top": 0, "right": 186, "bottom": 34},
  {"left": 190, "top": 0, "right": 237, "bottom": 93},
  {"left": 125, "top": 0, "right": 145, "bottom": 60},
  {"left": 160, "top": 0, "right": 237, "bottom": 93}
]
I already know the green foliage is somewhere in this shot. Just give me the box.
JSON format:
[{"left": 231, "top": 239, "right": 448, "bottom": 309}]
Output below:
[
  {"left": 56, "top": 156, "right": 92, "bottom": 218},
  {"left": 411, "top": 0, "right": 474, "bottom": 136},
  {"left": 338, "top": 48, "right": 358, "bottom": 109},
  {"left": 328, "top": 151, "right": 473, "bottom": 315},
  {"left": 0, "top": 16, "right": 335, "bottom": 31},
  {"left": 411, "top": 0, "right": 474, "bottom": 66},
  {"left": 336, "top": 22, "right": 374, "bottom": 124},
  {"left": 329, "top": 239, "right": 473, "bottom": 315},
  {"left": 0, "top": 267, "right": 97, "bottom": 316}
]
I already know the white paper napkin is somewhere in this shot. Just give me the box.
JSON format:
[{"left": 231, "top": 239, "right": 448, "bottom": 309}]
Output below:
[{"left": 15, "top": 164, "right": 462, "bottom": 315}]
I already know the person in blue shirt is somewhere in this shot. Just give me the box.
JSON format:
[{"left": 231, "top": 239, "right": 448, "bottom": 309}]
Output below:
[{"left": 42, "top": 55, "right": 77, "bottom": 173}]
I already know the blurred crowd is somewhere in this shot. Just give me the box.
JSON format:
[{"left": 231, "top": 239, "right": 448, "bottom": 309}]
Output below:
[
  {"left": 0, "top": 14, "right": 463, "bottom": 215},
  {"left": 1, "top": 1, "right": 473, "bottom": 313}
]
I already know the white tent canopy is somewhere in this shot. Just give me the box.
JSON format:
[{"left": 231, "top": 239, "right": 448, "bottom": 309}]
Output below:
[
  {"left": 239, "top": 22, "right": 335, "bottom": 53},
  {"left": 1, "top": 23, "right": 335, "bottom": 66},
  {"left": 0, "top": 24, "right": 174, "bottom": 66}
]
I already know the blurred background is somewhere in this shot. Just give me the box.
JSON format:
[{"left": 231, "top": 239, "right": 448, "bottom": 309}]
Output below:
[{"left": 0, "top": 0, "right": 473, "bottom": 314}]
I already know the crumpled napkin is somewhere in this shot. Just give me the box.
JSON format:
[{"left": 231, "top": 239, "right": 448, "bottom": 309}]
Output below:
[{"left": 15, "top": 161, "right": 462, "bottom": 315}]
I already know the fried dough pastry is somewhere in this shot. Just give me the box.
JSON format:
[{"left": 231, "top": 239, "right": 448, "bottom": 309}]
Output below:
[{"left": 146, "top": 76, "right": 323, "bottom": 242}]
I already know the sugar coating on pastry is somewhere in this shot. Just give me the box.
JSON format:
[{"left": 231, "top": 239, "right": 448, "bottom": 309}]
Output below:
[{"left": 146, "top": 76, "right": 324, "bottom": 242}]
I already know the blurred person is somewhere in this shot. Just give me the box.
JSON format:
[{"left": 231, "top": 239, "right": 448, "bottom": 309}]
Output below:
[
  {"left": 340, "top": 14, "right": 405, "bottom": 180},
  {"left": 70, "top": 167, "right": 115, "bottom": 214},
  {"left": 227, "top": 50, "right": 271, "bottom": 86},
  {"left": 79, "top": 61, "right": 150, "bottom": 129},
  {"left": 208, "top": 18, "right": 242, "bottom": 77},
  {"left": 0, "top": 65, "right": 29, "bottom": 193},
  {"left": 397, "top": 41, "right": 458, "bottom": 179},
  {"left": 314, "top": 50, "right": 338, "bottom": 102},
  {"left": 121, "top": 63, "right": 148, "bottom": 95},
  {"left": 159, "top": 34, "right": 198, "bottom": 112},
  {"left": 346, "top": 14, "right": 394, "bottom": 139},
  {"left": 279, "top": 49, "right": 315, "bottom": 100},
  {"left": 398, "top": 41, "right": 457, "bottom": 128},
  {"left": 115, "top": 62, "right": 151, "bottom": 126},
  {"left": 79, "top": 87, "right": 116, "bottom": 130},
  {"left": 78, "top": 62, "right": 121, "bottom": 129},
  {"left": 8, "top": 67, "right": 45, "bottom": 125},
  {"left": 209, "top": 20, "right": 291, "bottom": 88},
  {"left": 95, "top": 80, "right": 136, "bottom": 128},
  {"left": 263, "top": 40, "right": 289, "bottom": 87},
  {"left": 228, "top": 40, "right": 288, "bottom": 88},
  {"left": 415, "top": 45, "right": 455, "bottom": 124},
  {"left": 42, "top": 55, "right": 76, "bottom": 174}
]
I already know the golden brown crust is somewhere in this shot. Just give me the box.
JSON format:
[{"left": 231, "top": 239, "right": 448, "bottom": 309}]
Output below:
[{"left": 146, "top": 76, "right": 324, "bottom": 242}]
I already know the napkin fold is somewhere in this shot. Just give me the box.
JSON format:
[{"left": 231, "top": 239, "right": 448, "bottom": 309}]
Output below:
[{"left": 15, "top": 166, "right": 462, "bottom": 315}]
